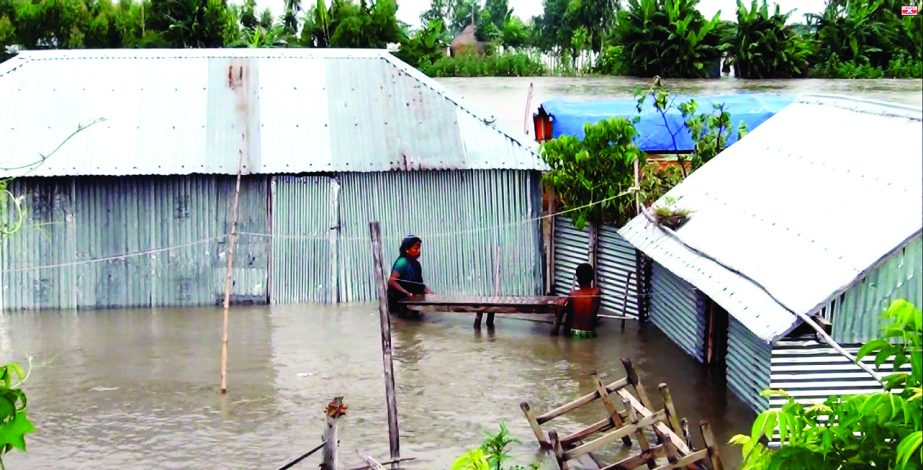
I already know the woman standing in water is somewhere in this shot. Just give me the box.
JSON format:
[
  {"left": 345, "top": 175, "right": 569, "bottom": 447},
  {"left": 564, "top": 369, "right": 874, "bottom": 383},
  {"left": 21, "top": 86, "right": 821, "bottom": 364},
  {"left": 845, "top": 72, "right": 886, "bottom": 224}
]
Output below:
[{"left": 387, "top": 235, "right": 432, "bottom": 315}]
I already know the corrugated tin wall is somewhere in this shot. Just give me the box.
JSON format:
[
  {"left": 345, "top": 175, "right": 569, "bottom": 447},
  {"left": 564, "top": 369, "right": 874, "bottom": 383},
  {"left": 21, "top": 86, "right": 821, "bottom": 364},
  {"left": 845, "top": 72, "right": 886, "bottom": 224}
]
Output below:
[
  {"left": 553, "top": 218, "right": 589, "bottom": 295},
  {"left": 727, "top": 318, "right": 771, "bottom": 412},
  {"left": 2, "top": 176, "right": 270, "bottom": 309},
  {"left": 553, "top": 218, "right": 640, "bottom": 318},
  {"left": 2, "top": 170, "right": 542, "bottom": 309},
  {"left": 831, "top": 236, "right": 923, "bottom": 343},
  {"left": 2, "top": 178, "right": 78, "bottom": 309},
  {"left": 598, "top": 225, "right": 640, "bottom": 317},
  {"left": 269, "top": 176, "right": 339, "bottom": 304},
  {"left": 336, "top": 170, "right": 543, "bottom": 302},
  {"left": 769, "top": 338, "right": 907, "bottom": 409},
  {"left": 649, "top": 262, "right": 706, "bottom": 362}
]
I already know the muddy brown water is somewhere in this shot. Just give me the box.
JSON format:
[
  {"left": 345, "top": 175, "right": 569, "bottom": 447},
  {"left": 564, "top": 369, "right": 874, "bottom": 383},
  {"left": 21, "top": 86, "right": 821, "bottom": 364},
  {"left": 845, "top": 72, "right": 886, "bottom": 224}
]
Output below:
[{"left": 1, "top": 304, "right": 751, "bottom": 469}]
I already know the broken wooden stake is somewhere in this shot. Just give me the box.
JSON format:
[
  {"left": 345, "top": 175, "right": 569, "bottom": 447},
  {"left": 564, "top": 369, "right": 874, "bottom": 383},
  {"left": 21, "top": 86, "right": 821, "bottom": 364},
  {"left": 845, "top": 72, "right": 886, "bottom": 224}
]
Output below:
[
  {"left": 369, "top": 222, "right": 401, "bottom": 468},
  {"left": 321, "top": 397, "right": 348, "bottom": 470}
]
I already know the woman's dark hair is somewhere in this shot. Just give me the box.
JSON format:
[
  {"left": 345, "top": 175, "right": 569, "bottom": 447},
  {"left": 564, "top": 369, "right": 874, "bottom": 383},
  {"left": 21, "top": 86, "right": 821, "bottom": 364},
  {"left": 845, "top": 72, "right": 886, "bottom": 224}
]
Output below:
[
  {"left": 576, "top": 263, "right": 594, "bottom": 287},
  {"left": 399, "top": 235, "right": 422, "bottom": 255}
]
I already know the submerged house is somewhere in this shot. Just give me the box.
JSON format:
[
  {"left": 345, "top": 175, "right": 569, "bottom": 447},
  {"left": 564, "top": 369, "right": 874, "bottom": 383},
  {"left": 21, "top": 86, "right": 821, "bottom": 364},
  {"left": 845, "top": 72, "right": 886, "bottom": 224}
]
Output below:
[
  {"left": 0, "top": 49, "right": 546, "bottom": 310},
  {"left": 534, "top": 94, "right": 793, "bottom": 148},
  {"left": 619, "top": 95, "right": 922, "bottom": 412}
]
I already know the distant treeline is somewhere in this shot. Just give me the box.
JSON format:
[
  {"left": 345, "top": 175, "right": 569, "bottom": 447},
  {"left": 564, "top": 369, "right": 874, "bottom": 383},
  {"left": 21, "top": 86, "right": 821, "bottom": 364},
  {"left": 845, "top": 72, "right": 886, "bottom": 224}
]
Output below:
[{"left": 0, "top": 0, "right": 920, "bottom": 78}]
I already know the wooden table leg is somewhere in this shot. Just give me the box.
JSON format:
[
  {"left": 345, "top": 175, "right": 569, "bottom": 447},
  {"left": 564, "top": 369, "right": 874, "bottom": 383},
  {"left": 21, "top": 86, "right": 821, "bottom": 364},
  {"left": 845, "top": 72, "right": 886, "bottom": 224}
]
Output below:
[
  {"left": 486, "top": 313, "right": 495, "bottom": 327},
  {"left": 551, "top": 309, "right": 563, "bottom": 336},
  {"left": 474, "top": 312, "right": 483, "bottom": 329}
]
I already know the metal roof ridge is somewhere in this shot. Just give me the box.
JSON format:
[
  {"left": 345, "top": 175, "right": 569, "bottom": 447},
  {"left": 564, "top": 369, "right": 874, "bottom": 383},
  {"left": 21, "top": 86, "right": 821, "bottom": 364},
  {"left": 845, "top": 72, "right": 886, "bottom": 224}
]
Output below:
[
  {"left": 796, "top": 93, "right": 923, "bottom": 120},
  {"left": 16, "top": 48, "right": 391, "bottom": 61},
  {"left": 378, "top": 52, "right": 543, "bottom": 159},
  {"left": 0, "top": 54, "right": 29, "bottom": 79}
]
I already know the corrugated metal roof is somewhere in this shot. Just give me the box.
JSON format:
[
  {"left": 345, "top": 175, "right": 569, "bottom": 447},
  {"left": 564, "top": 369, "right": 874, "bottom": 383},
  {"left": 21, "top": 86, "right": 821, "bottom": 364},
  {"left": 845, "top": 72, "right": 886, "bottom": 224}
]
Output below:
[
  {"left": 0, "top": 49, "right": 544, "bottom": 177},
  {"left": 619, "top": 95, "right": 923, "bottom": 343}
]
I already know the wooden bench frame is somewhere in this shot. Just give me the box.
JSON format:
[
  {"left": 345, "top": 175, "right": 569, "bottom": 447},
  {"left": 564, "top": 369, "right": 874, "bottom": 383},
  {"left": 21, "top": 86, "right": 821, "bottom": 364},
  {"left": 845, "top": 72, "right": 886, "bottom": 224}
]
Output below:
[
  {"left": 520, "top": 358, "right": 724, "bottom": 470},
  {"left": 400, "top": 295, "right": 568, "bottom": 334}
]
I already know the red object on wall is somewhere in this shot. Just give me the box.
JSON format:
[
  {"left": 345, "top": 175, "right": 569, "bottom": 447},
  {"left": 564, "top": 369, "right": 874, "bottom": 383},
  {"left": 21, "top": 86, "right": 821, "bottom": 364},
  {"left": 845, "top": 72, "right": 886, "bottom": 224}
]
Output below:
[{"left": 533, "top": 108, "right": 553, "bottom": 142}]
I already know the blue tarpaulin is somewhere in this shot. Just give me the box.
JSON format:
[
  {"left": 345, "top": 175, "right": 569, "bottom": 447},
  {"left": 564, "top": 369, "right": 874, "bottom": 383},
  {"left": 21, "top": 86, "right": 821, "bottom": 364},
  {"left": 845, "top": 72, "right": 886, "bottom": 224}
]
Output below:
[{"left": 539, "top": 94, "right": 794, "bottom": 152}]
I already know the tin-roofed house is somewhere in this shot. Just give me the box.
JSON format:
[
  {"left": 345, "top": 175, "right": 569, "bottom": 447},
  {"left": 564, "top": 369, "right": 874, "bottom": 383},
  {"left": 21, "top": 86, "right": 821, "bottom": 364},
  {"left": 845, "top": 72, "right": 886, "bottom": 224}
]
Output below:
[
  {"left": 619, "top": 95, "right": 922, "bottom": 412},
  {"left": 0, "top": 49, "right": 546, "bottom": 309}
]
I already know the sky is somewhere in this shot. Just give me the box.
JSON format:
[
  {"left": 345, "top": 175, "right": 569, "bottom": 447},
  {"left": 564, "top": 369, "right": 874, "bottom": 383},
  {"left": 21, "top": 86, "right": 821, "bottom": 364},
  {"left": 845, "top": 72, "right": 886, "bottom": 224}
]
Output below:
[{"left": 253, "top": 0, "right": 830, "bottom": 29}]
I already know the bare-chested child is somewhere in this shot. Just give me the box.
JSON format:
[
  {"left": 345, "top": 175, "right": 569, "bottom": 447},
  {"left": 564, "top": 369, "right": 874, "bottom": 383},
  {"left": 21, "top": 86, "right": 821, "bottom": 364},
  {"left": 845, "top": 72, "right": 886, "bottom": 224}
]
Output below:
[{"left": 558, "top": 263, "right": 601, "bottom": 338}]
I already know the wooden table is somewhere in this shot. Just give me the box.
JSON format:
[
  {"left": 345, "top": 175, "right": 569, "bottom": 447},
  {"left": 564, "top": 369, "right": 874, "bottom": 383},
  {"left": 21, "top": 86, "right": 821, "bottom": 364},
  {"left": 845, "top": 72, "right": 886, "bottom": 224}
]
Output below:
[{"left": 400, "top": 294, "right": 567, "bottom": 335}]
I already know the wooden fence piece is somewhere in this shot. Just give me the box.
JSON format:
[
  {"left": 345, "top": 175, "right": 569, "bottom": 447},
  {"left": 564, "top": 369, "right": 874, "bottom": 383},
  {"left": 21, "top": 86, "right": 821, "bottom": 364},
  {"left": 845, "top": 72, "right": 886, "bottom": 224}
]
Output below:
[
  {"left": 658, "top": 384, "right": 683, "bottom": 433},
  {"left": 623, "top": 397, "right": 656, "bottom": 469},
  {"left": 520, "top": 402, "right": 548, "bottom": 447},
  {"left": 700, "top": 421, "right": 724, "bottom": 470},
  {"left": 621, "top": 358, "right": 653, "bottom": 409},
  {"left": 593, "top": 372, "right": 632, "bottom": 447}
]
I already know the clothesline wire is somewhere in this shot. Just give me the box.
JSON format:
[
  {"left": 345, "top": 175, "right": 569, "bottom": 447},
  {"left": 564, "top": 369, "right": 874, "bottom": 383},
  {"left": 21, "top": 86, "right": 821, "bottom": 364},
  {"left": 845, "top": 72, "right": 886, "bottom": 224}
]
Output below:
[{"left": 2, "top": 191, "right": 634, "bottom": 273}]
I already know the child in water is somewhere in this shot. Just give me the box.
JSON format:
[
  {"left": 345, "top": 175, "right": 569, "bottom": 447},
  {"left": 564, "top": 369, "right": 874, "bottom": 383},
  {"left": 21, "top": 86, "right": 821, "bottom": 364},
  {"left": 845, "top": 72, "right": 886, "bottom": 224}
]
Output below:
[{"left": 561, "top": 263, "right": 601, "bottom": 338}]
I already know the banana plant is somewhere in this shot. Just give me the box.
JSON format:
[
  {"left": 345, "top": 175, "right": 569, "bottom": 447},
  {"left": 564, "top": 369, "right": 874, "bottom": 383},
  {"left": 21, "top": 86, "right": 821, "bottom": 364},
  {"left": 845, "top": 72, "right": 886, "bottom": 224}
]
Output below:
[{"left": 726, "top": 0, "right": 811, "bottom": 78}]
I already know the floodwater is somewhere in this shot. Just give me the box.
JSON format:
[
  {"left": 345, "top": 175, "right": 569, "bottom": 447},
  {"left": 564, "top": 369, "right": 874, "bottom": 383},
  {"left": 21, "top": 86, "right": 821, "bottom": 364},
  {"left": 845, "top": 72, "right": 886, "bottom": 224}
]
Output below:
[
  {"left": 1, "top": 305, "right": 753, "bottom": 469},
  {"left": 437, "top": 76, "right": 923, "bottom": 137}
]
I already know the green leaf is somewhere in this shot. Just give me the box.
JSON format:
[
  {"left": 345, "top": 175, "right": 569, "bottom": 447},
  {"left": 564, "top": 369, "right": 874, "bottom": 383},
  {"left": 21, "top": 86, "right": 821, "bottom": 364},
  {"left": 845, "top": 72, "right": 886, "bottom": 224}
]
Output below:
[
  {"left": 0, "top": 410, "right": 35, "bottom": 451},
  {"left": 896, "top": 431, "right": 922, "bottom": 465}
]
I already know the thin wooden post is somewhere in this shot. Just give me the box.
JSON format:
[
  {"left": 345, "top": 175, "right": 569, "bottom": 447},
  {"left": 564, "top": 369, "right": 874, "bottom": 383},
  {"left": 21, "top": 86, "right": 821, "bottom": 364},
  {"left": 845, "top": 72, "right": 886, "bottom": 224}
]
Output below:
[
  {"left": 520, "top": 402, "right": 549, "bottom": 447},
  {"left": 219, "top": 149, "right": 244, "bottom": 394},
  {"left": 322, "top": 397, "right": 348, "bottom": 470},
  {"left": 621, "top": 358, "right": 653, "bottom": 410},
  {"left": 549, "top": 430, "right": 567, "bottom": 470},
  {"left": 621, "top": 271, "right": 633, "bottom": 332},
  {"left": 546, "top": 192, "right": 557, "bottom": 295},
  {"left": 370, "top": 222, "right": 400, "bottom": 468},
  {"left": 658, "top": 384, "right": 683, "bottom": 433},
  {"left": 487, "top": 245, "right": 501, "bottom": 327},
  {"left": 633, "top": 157, "right": 642, "bottom": 215},
  {"left": 680, "top": 417, "right": 694, "bottom": 450},
  {"left": 700, "top": 421, "right": 724, "bottom": 470},
  {"left": 587, "top": 223, "right": 598, "bottom": 286}
]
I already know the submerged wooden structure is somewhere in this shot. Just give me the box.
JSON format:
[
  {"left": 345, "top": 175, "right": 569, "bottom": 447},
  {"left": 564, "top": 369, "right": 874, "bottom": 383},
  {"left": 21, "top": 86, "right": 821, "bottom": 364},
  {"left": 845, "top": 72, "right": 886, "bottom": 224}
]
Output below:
[
  {"left": 521, "top": 359, "right": 723, "bottom": 470},
  {"left": 400, "top": 294, "right": 566, "bottom": 333}
]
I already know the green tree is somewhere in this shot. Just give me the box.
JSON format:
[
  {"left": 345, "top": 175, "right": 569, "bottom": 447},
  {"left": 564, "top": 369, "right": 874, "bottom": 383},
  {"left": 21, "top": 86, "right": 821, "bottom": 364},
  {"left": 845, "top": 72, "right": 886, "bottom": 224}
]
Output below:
[
  {"left": 484, "top": 0, "right": 508, "bottom": 29},
  {"left": 420, "top": 0, "right": 450, "bottom": 30},
  {"left": 500, "top": 15, "right": 529, "bottom": 49},
  {"left": 13, "top": 0, "right": 90, "bottom": 49},
  {"left": 727, "top": 0, "right": 811, "bottom": 78},
  {"left": 282, "top": 0, "right": 301, "bottom": 33},
  {"left": 540, "top": 117, "right": 643, "bottom": 229},
  {"left": 450, "top": 0, "right": 478, "bottom": 35},
  {"left": 614, "top": 0, "right": 723, "bottom": 77},
  {"left": 810, "top": 0, "right": 904, "bottom": 69},
  {"left": 474, "top": 7, "right": 500, "bottom": 42},
  {"left": 0, "top": 2, "right": 16, "bottom": 61},
  {"left": 733, "top": 299, "right": 923, "bottom": 469},
  {"left": 240, "top": 0, "right": 257, "bottom": 29},
  {"left": 147, "top": 0, "right": 231, "bottom": 47},
  {"left": 397, "top": 18, "right": 448, "bottom": 67},
  {"left": 302, "top": 0, "right": 403, "bottom": 48}
]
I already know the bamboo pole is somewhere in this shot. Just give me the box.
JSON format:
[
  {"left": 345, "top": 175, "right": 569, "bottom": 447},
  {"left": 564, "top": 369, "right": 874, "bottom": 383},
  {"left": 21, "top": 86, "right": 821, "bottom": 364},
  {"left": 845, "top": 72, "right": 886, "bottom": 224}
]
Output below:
[
  {"left": 369, "top": 222, "right": 400, "bottom": 468},
  {"left": 219, "top": 149, "right": 244, "bottom": 394},
  {"left": 524, "top": 82, "right": 534, "bottom": 136}
]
